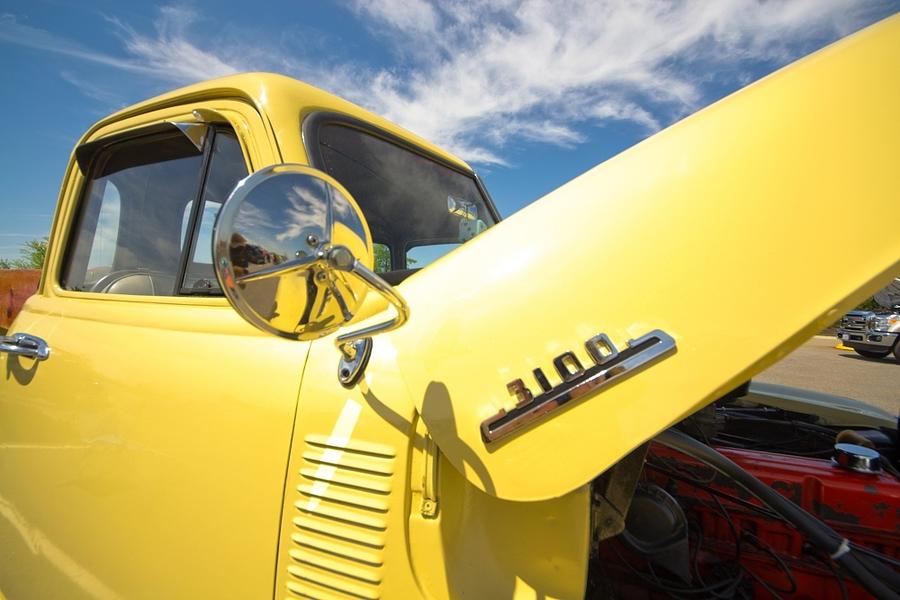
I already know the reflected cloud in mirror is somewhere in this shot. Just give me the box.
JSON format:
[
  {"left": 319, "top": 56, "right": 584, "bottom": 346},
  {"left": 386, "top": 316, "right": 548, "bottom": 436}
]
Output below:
[{"left": 213, "top": 165, "right": 373, "bottom": 340}]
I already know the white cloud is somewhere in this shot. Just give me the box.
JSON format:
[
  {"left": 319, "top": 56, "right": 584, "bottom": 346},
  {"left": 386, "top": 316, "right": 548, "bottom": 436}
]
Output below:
[
  {"left": 0, "top": 10, "right": 240, "bottom": 84},
  {"left": 59, "top": 71, "right": 125, "bottom": 106},
  {"left": 352, "top": 0, "right": 439, "bottom": 34},
  {"left": 105, "top": 7, "right": 239, "bottom": 83},
  {"left": 340, "top": 0, "right": 893, "bottom": 164},
  {"left": 1, "top": 2, "right": 895, "bottom": 167},
  {"left": 0, "top": 13, "right": 146, "bottom": 72}
]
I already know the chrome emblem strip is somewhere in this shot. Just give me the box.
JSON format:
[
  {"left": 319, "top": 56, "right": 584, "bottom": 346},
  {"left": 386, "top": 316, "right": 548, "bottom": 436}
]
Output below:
[{"left": 480, "top": 329, "right": 676, "bottom": 445}]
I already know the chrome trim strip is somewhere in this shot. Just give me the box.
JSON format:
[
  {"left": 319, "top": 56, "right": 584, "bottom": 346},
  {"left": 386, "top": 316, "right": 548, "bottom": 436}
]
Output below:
[{"left": 480, "top": 330, "right": 676, "bottom": 445}]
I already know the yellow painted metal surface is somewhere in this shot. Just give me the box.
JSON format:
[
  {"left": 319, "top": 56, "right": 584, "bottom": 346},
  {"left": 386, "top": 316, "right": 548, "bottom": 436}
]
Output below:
[
  {"left": 273, "top": 336, "right": 589, "bottom": 599},
  {"left": 0, "top": 100, "right": 308, "bottom": 598},
  {"left": 384, "top": 14, "right": 900, "bottom": 500},
  {"left": 408, "top": 452, "right": 590, "bottom": 599}
]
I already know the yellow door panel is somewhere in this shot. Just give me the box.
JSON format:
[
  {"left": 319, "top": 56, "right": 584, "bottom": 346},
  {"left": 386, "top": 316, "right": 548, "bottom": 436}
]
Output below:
[
  {"left": 385, "top": 15, "right": 900, "bottom": 501},
  {"left": 0, "top": 100, "right": 307, "bottom": 598}
]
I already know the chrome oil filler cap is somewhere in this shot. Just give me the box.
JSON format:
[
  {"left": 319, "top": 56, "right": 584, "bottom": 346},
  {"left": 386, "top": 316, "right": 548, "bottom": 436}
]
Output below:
[{"left": 832, "top": 443, "right": 881, "bottom": 474}]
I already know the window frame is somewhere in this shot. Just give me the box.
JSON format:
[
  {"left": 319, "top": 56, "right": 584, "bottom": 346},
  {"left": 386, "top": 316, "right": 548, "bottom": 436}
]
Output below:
[
  {"left": 177, "top": 127, "right": 246, "bottom": 296},
  {"left": 62, "top": 123, "right": 243, "bottom": 297}
]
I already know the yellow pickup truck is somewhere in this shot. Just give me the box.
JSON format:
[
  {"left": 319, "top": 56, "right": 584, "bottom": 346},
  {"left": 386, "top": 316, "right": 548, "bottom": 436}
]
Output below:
[{"left": 1, "top": 15, "right": 898, "bottom": 600}]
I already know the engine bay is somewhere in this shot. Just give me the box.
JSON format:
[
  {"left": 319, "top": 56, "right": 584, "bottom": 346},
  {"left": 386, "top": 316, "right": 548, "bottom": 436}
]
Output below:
[{"left": 590, "top": 394, "right": 900, "bottom": 599}]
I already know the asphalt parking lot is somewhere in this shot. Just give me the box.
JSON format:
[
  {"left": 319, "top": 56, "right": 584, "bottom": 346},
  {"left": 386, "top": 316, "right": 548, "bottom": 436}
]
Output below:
[{"left": 755, "top": 336, "right": 899, "bottom": 416}]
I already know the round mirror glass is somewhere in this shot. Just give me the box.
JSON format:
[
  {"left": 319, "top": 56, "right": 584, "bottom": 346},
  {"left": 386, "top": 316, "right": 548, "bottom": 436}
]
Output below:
[{"left": 213, "top": 164, "right": 373, "bottom": 339}]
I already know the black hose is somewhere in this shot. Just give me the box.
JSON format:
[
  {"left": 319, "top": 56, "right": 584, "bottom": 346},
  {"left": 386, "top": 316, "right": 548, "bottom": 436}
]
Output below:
[
  {"left": 656, "top": 429, "right": 900, "bottom": 600},
  {"left": 859, "top": 553, "right": 900, "bottom": 592}
]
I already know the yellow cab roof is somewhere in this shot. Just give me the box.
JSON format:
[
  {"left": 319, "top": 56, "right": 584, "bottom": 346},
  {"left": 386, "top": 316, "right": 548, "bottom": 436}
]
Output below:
[{"left": 80, "top": 71, "right": 472, "bottom": 174}]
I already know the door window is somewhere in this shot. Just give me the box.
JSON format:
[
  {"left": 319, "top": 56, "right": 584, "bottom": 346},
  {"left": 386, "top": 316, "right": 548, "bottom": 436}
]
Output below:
[{"left": 62, "top": 126, "right": 248, "bottom": 295}]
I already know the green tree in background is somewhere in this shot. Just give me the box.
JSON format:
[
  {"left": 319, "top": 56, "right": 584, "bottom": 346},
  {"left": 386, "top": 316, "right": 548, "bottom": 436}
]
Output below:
[
  {"left": 373, "top": 243, "right": 416, "bottom": 273},
  {"left": 374, "top": 244, "right": 391, "bottom": 273},
  {"left": 0, "top": 237, "right": 48, "bottom": 269}
]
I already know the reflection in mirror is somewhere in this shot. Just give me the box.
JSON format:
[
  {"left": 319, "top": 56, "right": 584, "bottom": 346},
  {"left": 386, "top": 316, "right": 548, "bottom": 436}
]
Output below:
[{"left": 213, "top": 164, "right": 373, "bottom": 340}]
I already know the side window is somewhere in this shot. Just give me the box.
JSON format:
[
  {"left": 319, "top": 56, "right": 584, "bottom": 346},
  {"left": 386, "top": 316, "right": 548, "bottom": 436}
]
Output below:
[
  {"left": 62, "top": 127, "right": 248, "bottom": 296},
  {"left": 406, "top": 243, "right": 456, "bottom": 270},
  {"left": 181, "top": 131, "right": 247, "bottom": 292}
]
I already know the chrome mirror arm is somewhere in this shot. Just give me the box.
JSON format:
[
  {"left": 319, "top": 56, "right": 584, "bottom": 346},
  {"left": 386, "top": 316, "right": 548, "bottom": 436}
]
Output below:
[
  {"left": 328, "top": 247, "right": 410, "bottom": 357},
  {"left": 325, "top": 246, "right": 409, "bottom": 387},
  {"left": 233, "top": 253, "right": 321, "bottom": 285}
]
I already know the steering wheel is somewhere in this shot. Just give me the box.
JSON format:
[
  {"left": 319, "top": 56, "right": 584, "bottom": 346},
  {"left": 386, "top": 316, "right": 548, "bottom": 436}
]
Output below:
[{"left": 88, "top": 270, "right": 173, "bottom": 295}]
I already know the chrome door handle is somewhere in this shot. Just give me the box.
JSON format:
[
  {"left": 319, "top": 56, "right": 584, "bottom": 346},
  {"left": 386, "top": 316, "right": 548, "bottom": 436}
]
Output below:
[{"left": 0, "top": 333, "right": 50, "bottom": 361}]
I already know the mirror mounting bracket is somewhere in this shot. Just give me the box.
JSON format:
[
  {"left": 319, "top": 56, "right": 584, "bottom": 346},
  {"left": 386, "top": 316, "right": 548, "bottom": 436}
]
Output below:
[{"left": 337, "top": 338, "right": 373, "bottom": 388}]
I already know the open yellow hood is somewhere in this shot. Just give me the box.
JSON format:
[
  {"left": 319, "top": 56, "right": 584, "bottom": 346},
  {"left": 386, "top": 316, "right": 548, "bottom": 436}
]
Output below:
[{"left": 390, "top": 15, "right": 900, "bottom": 501}]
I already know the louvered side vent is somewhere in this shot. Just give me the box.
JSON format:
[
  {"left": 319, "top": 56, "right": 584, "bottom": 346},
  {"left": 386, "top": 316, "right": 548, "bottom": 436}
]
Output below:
[{"left": 285, "top": 434, "right": 395, "bottom": 600}]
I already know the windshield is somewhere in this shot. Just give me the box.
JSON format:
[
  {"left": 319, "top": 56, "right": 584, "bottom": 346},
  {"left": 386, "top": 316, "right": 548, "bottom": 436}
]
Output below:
[{"left": 311, "top": 122, "right": 498, "bottom": 276}]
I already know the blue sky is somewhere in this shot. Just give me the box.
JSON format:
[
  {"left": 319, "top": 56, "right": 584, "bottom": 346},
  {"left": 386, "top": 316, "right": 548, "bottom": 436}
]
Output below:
[{"left": 1, "top": 0, "right": 898, "bottom": 261}]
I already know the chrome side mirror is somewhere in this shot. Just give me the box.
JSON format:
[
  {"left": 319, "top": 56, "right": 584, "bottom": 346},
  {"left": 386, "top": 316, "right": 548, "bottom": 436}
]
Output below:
[{"left": 213, "top": 164, "right": 408, "bottom": 386}]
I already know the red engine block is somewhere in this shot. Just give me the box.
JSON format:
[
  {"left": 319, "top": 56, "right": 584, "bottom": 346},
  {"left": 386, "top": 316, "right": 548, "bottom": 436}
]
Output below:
[{"left": 641, "top": 443, "right": 900, "bottom": 599}]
